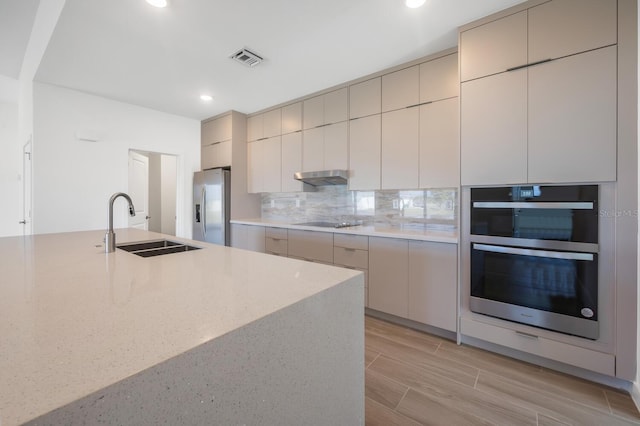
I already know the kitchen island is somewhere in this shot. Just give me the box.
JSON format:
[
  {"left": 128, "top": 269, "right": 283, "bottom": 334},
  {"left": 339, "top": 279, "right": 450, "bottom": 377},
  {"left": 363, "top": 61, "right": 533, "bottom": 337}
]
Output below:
[{"left": 0, "top": 229, "right": 364, "bottom": 425}]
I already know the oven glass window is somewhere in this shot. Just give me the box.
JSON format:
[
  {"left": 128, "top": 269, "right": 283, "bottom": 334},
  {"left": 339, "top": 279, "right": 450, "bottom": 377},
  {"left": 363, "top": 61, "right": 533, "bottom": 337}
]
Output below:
[
  {"left": 471, "top": 245, "right": 598, "bottom": 321},
  {"left": 471, "top": 185, "right": 598, "bottom": 243}
]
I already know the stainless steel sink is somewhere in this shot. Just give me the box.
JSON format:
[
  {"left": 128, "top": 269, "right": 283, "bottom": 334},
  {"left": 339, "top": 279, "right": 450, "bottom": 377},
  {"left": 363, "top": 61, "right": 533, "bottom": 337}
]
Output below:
[{"left": 117, "top": 239, "right": 202, "bottom": 257}]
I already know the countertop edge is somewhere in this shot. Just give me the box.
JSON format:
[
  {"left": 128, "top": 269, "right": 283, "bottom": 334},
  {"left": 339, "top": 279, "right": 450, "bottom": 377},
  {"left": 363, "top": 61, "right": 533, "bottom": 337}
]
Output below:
[{"left": 230, "top": 219, "right": 459, "bottom": 244}]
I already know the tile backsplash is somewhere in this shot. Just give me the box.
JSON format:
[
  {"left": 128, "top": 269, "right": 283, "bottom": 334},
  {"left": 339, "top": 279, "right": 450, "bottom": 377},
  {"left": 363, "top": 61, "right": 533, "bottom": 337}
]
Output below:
[{"left": 261, "top": 186, "right": 457, "bottom": 230}]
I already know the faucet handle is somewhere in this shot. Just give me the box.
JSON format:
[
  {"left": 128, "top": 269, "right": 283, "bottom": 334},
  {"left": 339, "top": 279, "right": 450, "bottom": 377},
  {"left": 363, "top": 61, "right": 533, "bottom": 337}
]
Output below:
[{"left": 129, "top": 205, "right": 135, "bottom": 216}]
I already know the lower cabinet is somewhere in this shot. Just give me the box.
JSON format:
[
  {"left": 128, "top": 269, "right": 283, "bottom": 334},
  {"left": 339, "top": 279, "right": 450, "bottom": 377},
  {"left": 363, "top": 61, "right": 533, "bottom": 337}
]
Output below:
[
  {"left": 369, "top": 237, "right": 458, "bottom": 331},
  {"left": 230, "top": 224, "right": 265, "bottom": 252},
  {"left": 333, "top": 234, "right": 369, "bottom": 307},
  {"left": 408, "top": 241, "right": 457, "bottom": 332},
  {"left": 368, "top": 237, "right": 410, "bottom": 318},
  {"left": 265, "top": 227, "right": 288, "bottom": 256},
  {"left": 287, "top": 230, "right": 334, "bottom": 264}
]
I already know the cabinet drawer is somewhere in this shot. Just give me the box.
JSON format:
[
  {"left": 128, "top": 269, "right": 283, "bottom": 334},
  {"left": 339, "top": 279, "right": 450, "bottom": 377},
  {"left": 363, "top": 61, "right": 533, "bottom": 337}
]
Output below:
[
  {"left": 334, "top": 247, "right": 368, "bottom": 269},
  {"left": 265, "top": 237, "right": 288, "bottom": 255},
  {"left": 460, "top": 317, "right": 615, "bottom": 376},
  {"left": 334, "top": 234, "right": 368, "bottom": 250},
  {"left": 288, "top": 230, "right": 333, "bottom": 263},
  {"left": 265, "top": 227, "right": 288, "bottom": 239}
]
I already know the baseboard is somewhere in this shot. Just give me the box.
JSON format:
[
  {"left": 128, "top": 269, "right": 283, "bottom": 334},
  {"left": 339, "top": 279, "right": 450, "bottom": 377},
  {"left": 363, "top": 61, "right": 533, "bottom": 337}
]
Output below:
[{"left": 631, "top": 382, "right": 640, "bottom": 413}]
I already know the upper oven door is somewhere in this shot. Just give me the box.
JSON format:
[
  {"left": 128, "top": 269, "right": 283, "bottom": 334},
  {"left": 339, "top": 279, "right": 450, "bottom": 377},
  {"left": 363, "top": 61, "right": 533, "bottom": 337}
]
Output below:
[{"left": 471, "top": 185, "right": 598, "bottom": 245}]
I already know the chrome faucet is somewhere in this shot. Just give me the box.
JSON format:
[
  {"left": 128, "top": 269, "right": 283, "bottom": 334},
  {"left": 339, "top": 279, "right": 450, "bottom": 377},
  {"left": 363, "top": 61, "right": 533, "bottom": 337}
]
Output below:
[{"left": 105, "top": 192, "right": 136, "bottom": 253}]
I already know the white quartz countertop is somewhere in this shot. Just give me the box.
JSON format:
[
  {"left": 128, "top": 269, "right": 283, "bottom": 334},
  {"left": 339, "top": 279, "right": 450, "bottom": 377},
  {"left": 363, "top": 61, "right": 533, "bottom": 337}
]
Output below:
[
  {"left": 0, "top": 229, "right": 361, "bottom": 425},
  {"left": 231, "top": 218, "right": 459, "bottom": 244}
]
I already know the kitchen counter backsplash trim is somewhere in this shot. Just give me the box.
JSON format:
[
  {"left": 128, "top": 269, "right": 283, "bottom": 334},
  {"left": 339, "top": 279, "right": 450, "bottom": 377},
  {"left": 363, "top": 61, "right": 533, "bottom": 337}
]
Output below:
[
  {"left": 259, "top": 185, "right": 457, "bottom": 231},
  {"left": 230, "top": 218, "right": 458, "bottom": 244}
]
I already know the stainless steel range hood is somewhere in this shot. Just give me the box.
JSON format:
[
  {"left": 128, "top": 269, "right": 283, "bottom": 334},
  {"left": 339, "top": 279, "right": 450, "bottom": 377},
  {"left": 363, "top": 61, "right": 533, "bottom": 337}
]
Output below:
[{"left": 294, "top": 170, "right": 348, "bottom": 186}]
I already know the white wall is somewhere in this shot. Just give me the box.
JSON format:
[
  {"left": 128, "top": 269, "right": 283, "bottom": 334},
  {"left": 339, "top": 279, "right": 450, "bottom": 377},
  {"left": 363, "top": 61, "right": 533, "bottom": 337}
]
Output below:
[
  {"left": 0, "top": 75, "right": 22, "bottom": 237},
  {"left": 33, "top": 83, "right": 200, "bottom": 237},
  {"left": 161, "top": 154, "right": 177, "bottom": 235}
]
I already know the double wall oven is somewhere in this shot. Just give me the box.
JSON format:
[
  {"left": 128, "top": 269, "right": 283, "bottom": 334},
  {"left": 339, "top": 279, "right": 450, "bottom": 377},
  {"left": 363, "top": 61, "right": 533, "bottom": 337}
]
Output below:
[{"left": 469, "top": 185, "right": 599, "bottom": 339}]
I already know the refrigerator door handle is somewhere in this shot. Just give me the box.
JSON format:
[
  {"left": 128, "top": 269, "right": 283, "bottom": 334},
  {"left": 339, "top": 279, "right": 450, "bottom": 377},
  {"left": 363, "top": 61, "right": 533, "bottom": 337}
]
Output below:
[{"left": 201, "top": 187, "right": 206, "bottom": 236}]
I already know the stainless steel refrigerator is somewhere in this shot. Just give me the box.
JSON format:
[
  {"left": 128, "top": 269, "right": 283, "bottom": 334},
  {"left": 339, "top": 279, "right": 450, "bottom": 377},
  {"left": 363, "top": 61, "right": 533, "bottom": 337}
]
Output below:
[{"left": 193, "top": 168, "right": 230, "bottom": 246}]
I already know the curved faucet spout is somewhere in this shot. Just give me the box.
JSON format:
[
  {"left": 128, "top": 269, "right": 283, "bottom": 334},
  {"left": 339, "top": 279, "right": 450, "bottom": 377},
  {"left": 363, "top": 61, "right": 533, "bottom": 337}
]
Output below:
[{"left": 105, "top": 192, "right": 136, "bottom": 253}]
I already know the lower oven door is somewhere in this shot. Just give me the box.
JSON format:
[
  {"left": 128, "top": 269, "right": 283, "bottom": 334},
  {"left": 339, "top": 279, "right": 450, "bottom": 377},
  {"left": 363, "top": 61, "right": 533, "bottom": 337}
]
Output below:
[{"left": 470, "top": 243, "right": 598, "bottom": 339}]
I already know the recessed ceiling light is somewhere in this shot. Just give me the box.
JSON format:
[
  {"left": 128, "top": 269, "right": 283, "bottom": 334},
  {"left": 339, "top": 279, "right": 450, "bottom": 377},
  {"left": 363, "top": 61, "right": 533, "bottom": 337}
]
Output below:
[
  {"left": 200, "top": 95, "right": 213, "bottom": 102},
  {"left": 146, "top": 0, "right": 167, "bottom": 8},
  {"left": 406, "top": 0, "right": 426, "bottom": 8}
]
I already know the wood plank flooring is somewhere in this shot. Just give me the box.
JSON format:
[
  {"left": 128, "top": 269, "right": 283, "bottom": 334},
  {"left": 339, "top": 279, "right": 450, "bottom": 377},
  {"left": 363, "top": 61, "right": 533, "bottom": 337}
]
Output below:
[{"left": 364, "top": 315, "right": 640, "bottom": 426}]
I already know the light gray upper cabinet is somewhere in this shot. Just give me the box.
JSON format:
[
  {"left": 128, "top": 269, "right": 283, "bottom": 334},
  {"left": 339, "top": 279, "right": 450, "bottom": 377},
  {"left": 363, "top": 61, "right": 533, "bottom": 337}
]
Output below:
[
  {"left": 349, "top": 77, "right": 381, "bottom": 119},
  {"left": 419, "top": 97, "right": 459, "bottom": 188},
  {"left": 381, "top": 65, "right": 419, "bottom": 112},
  {"left": 381, "top": 108, "right": 419, "bottom": 190},
  {"left": 419, "top": 53, "right": 459, "bottom": 102},
  {"left": 248, "top": 109, "right": 282, "bottom": 141},
  {"left": 460, "top": 0, "right": 617, "bottom": 185},
  {"left": 248, "top": 136, "right": 281, "bottom": 193},
  {"left": 281, "top": 132, "right": 303, "bottom": 192},
  {"left": 349, "top": 114, "right": 381, "bottom": 191},
  {"left": 527, "top": 0, "right": 616, "bottom": 63},
  {"left": 528, "top": 46, "right": 617, "bottom": 183},
  {"left": 302, "top": 122, "right": 348, "bottom": 172},
  {"left": 461, "top": 70, "right": 528, "bottom": 185},
  {"left": 281, "top": 102, "right": 302, "bottom": 135},
  {"left": 303, "top": 88, "right": 348, "bottom": 129},
  {"left": 201, "top": 114, "right": 233, "bottom": 169},
  {"left": 460, "top": 11, "right": 527, "bottom": 82},
  {"left": 461, "top": 0, "right": 616, "bottom": 83}
]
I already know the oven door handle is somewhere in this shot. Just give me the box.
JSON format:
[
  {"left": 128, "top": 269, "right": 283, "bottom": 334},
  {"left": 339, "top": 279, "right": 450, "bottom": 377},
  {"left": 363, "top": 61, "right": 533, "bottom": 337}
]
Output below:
[
  {"left": 473, "top": 244, "right": 594, "bottom": 261},
  {"left": 472, "top": 201, "right": 594, "bottom": 209}
]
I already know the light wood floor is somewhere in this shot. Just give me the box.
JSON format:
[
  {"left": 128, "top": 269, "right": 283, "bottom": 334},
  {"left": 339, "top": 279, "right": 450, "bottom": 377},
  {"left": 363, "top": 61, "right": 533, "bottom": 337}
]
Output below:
[{"left": 365, "top": 315, "right": 640, "bottom": 426}]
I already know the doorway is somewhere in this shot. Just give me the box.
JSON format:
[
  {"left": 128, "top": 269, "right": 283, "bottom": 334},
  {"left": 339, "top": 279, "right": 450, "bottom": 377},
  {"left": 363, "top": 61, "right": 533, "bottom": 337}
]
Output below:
[{"left": 128, "top": 150, "right": 177, "bottom": 236}]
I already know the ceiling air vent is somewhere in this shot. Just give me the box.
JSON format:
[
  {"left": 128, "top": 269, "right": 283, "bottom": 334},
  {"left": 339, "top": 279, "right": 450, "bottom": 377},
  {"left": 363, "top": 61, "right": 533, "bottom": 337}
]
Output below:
[{"left": 230, "top": 48, "right": 264, "bottom": 67}]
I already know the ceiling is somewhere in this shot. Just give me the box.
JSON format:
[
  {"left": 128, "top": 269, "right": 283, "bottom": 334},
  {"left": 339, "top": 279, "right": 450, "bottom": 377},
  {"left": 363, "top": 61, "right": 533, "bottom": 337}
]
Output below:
[{"left": 6, "top": 0, "right": 528, "bottom": 120}]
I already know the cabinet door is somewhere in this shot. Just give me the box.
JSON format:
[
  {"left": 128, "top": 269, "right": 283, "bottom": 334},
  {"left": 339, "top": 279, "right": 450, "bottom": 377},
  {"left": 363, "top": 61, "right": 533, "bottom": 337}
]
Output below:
[
  {"left": 247, "top": 141, "right": 262, "bottom": 193},
  {"left": 323, "top": 122, "right": 348, "bottom": 170},
  {"left": 381, "top": 65, "right": 419, "bottom": 112},
  {"left": 246, "top": 225, "right": 266, "bottom": 252},
  {"left": 369, "top": 237, "right": 409, "bottom": 318},
  {"left": 350, "top": 77, "right": 381, "bottom": 119},
  {"left": 460, "top": 11, "right": 527, "bottom": 82},
  {"left": 461, "top": 69, "right": 527, "bottom": 185},
  {"left": 202, "top": 140, "right": 231, "bottom": 170},
  {"left": 230, "top": 224, "right": 247, "bottom": 249},
  {"left": 324, "top": 88, "right": 348, "bottom": 124},
  {"left": 302, "top": 127, "right": 324, "bottom": 172},
  {"left": 528, "top": 0, "right": 616, "bottom": 63},
  {"left": 262, "top": 136, "right": 282, "bottom": 192},
  {"left": 419, "top": 98, "right": 459, "bottom": 188},
  {"left": 281, "top": 132, "right": 303, "bottom": 192},
  {"left": 408, "top": 241, "right": 457, "bottom": 331},
  {"left": 303, "top": 95, "right": 324, "bottom": 129},
  {"left": 349, "top": 115, "right": 381, "bottom": 190},
  {"left": 282, "top": 102, "right": 302, "bottom": 134},
  {"left": 420, "top": 53, "right": 458, "bottom": 103},
  {"left": 212, "top": 114, "right": 232, "bottom": 143},
  {"left": 528, "top": 46, "right": 617, "bottom": 183},
  {"left": 262, "top": 109, "right": 282, "bottom": 138},
  {"left": 247, "top": 115, "right": 262, "bottom": 142},
  {"left": 201, "top": 120, "right": 215, "bottom": 146},
  {"left": 382, "top": 108, "right": 419, "bottom": 189}
]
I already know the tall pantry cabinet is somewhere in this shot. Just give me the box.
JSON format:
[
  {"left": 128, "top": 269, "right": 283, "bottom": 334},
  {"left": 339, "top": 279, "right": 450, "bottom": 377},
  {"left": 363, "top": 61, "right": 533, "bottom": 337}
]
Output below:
[{"left": 459, "top": 0, "right": 617, "bottom": 185}]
